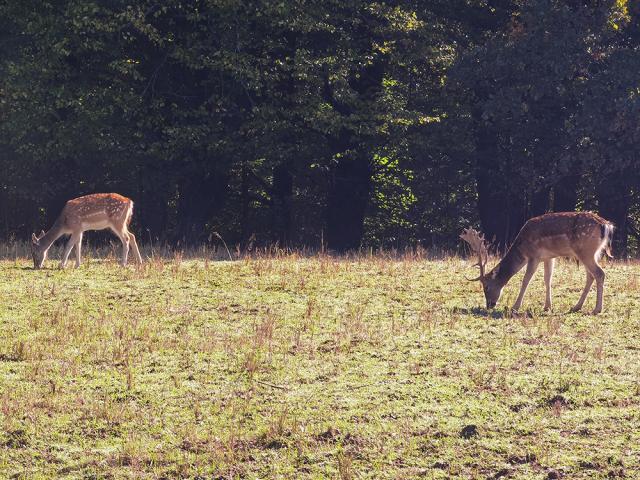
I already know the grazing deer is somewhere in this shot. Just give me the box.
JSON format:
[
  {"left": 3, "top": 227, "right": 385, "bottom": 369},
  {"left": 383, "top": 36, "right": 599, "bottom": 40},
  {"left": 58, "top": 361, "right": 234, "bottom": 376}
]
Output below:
[
  {"left": 31, "top": 193, "right": 143, "bottom": 269},
  {"left": 461, "top": 212, "right": 614, "bottom": 315}
]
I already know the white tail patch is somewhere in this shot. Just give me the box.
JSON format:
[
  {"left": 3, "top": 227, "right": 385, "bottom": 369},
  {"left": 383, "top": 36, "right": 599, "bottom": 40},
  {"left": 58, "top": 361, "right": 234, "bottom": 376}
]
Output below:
[{"left": 601, "top": 223, "right": 614, "bottom": 259}]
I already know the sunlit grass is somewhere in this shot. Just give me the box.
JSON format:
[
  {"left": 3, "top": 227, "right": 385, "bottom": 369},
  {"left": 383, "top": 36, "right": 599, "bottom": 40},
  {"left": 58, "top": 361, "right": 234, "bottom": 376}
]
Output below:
[{"left": 0, "top": 254, "right": 638, "bottom": 478}]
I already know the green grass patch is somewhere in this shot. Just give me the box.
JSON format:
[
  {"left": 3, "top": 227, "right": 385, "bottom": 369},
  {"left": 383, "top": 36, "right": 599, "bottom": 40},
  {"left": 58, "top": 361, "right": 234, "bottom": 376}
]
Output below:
[{"left": 0, "top": 255, "right": 638, "bottom": 478}]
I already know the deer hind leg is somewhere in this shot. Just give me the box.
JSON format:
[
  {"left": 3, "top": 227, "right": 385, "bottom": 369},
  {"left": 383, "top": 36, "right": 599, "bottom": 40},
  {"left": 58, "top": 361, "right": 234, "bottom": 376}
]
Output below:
[
  {"left": 127, "top": 230, "right": 143, "bottom": 264},
  {"left": 74, "top": 232, "right": 84, "bottom": 268},
  {"left": 570, "top": 270, "right": 594, "bottom": 313},
  {"left": 584, "top": 258, "right": 606, "bottom": 315},
  {"left": 61, "top": 232, "right": 81, "bottom": 269},
  {"left": 110, "top": 227, "right": 130, "bottom": 266},
  {"left": 543, "top": 258, "right": 555, "bottom": 311},
  {"left": 512, "top": 259, "right": 540, "bottom": 311},
  {"left": 120, "top": 233, "right": 130, "bottom": 266}
]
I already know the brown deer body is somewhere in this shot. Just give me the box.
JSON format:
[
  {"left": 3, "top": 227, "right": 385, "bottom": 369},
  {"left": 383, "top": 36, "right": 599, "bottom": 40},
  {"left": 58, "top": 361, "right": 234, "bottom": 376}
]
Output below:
[
  {"left": 31, "top": 193, "right": 143, "bottom": 269},
  {"left": 461, "top": 212, "right": 614, "bottom": 314}
]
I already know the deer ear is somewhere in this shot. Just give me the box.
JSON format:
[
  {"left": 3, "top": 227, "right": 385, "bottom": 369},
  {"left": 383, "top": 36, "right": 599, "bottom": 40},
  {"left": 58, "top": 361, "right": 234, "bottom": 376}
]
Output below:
[
  {"left": 40, "top": 230, "right": 45, "bottom": 238},
  {"left": 32, "top": 232, "right": 39, "bottom": 243}
]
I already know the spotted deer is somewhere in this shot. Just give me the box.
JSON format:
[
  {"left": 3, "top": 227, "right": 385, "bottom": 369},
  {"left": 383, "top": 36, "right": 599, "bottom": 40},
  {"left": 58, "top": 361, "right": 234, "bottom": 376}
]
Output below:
[
  {"left": 460, "top": 212, "right": 614, "bottom": 315},
  {"left": 31, "top": 193, "right": 143, "bottom": 269}
]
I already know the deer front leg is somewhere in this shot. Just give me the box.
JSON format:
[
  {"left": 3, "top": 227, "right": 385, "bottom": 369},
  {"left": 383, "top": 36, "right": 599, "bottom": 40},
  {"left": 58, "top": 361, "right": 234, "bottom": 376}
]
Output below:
[
  {"left": 543, "top": 258, "right": 554, "bottom": 311},
  {"left": 512, "top": 259, "right": 540, "bottom": 311},
  {"left": 74, "top": 232, "right": 83, "bottom": 268},
  {"left": 60, "top": 233, "right": 80, "bottom": 269}
]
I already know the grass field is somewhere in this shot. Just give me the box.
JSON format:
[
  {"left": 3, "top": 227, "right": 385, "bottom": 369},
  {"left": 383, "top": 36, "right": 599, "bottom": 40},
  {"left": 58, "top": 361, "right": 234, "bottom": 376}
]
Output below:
[{"left": 0, "top": 252, "right": 639, "bottom": 479}]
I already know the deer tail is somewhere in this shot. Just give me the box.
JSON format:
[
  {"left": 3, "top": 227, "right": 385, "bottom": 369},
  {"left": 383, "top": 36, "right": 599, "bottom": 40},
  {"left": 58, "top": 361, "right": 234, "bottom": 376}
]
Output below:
[{"left": 601, "top": 223, "right": 614, "bottom": 258}]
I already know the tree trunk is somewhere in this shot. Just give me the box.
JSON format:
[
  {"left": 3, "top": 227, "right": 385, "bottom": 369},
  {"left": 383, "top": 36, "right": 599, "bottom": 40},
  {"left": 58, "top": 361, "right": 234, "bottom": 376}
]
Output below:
[
  {"left": 474, "top": 126, "right": 527, "bottom": 251},
  {"left": 240, "top": 164, "right": 249, "bottom": 244},
  {"left": 326, "top": 155, "right": 372, "bottom": 251},
  {"left": 322, "top": 54, "right": 385, "bottom": 252}
]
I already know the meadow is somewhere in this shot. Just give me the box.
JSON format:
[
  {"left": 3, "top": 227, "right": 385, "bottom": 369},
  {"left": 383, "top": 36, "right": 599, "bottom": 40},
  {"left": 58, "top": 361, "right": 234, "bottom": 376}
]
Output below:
[{"left": 0, "top": 248, "right": 639, "bottom": 479}]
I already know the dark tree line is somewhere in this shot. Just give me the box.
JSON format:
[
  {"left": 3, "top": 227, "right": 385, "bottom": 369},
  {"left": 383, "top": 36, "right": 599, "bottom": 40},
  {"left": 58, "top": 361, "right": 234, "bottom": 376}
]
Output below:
[{"left": 1, "top": 0, "right": 639, "bottom": 254}]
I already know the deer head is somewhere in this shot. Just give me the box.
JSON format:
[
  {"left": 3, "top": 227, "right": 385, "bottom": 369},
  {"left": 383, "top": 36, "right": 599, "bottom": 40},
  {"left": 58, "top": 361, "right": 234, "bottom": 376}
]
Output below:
[
  {"left": 460, "top": 227, "right": 503, "bottom": 308},
  {"left": 31, "top": 230, "right": 47, "bottom": 269}
]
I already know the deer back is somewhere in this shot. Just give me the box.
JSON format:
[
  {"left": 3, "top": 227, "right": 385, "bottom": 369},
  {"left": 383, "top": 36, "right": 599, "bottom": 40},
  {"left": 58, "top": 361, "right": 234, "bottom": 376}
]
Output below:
[{"left": 513, "top": 212, "right": 612, "bottom": 260}]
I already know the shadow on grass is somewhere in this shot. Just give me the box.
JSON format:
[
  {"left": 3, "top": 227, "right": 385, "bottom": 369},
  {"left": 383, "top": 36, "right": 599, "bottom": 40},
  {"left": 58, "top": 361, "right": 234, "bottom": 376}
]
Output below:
[
  {"left": 453, "top": 306, "right": 566, "bottom": 319},
  {"left": 19, "top": 265, "right": 67, "bottom": 271},
  {"left": 17, "top": 265, "right": 55, "bottom": 271},
  {"left": 452, "top": 306, "right": 508, "bottom": 319}
]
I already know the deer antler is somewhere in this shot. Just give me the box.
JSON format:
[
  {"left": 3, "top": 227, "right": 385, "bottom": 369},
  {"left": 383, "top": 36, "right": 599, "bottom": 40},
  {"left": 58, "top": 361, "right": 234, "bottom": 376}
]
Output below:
[{"left": 460, "top": 227, "right": 488, "bottom": 281}]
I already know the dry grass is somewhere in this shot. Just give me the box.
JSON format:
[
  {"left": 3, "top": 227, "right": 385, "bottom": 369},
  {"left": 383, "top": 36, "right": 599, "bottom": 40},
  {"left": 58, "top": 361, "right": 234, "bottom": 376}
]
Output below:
[{"left": 0, "top": 252, "right": 639, "bottom": 479}]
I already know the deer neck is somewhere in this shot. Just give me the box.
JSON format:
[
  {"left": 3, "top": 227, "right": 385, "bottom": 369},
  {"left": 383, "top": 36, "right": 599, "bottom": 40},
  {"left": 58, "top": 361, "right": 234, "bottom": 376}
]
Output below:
[
  {"left": 490, "top": 246, "right": 527, "bottom": 287},
  {"left": 38, "top": 218, "right": 66, "bottom": 252}
]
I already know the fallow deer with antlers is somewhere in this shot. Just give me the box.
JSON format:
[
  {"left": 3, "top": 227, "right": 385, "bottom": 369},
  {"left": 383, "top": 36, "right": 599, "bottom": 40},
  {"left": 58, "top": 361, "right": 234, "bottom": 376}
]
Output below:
[
  {"left": 31, "top": 193, "right": 143, "bottom": 269},
  {"left": 461, "top": 212, "right": 614, "bottom": 314}
]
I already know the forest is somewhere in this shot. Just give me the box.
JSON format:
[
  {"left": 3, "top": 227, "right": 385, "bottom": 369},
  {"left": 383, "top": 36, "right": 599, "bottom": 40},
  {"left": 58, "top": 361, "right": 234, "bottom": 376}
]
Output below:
[{"left": 1, "top": 0, "right": 638, "bottom": 254}]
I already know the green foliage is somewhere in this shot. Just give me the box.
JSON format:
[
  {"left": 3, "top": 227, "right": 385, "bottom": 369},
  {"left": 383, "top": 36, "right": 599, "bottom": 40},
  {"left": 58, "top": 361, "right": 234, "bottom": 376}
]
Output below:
[
  {"left": 1, "top": 0, "right": 640, "bottom": 251},
  {"left": 364, "top": 154, "right": 417, "bottom": 246}
]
